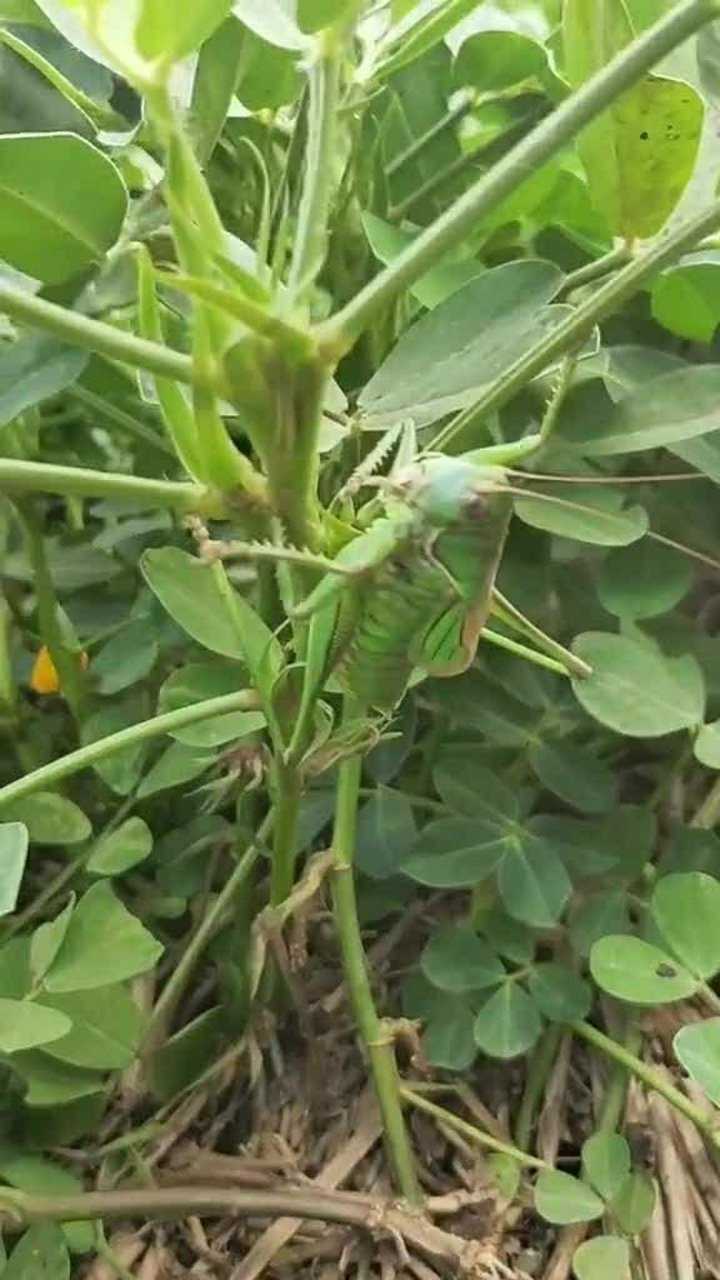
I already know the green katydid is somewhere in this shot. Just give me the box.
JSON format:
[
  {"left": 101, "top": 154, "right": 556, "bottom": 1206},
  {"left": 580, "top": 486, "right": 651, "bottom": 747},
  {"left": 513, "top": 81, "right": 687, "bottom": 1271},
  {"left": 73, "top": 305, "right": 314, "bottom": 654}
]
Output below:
[{"left": 222, "top": 425, "right": 717, "bottom": 769}]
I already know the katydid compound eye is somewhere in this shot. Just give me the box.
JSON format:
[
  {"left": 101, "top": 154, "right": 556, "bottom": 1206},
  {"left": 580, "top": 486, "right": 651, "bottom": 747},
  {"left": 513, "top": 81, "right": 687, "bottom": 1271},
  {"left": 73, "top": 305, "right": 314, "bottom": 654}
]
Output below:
[{"left": 462, "top": 493, "right": 488, "bottom": 520}]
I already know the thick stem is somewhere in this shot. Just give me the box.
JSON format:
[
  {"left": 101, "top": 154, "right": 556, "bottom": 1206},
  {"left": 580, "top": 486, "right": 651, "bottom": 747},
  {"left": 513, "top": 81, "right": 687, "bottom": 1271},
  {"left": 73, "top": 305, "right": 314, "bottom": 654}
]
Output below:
[
  {"left": 16, "top": 502, "right": 86, "bottom": 723},
  {"left": 0, "top": 459, "right": 222, "bottom": 515},
  {"left": 330, "top": 701, "right": 422, "bottom": 1205},
  {"left": 570, "top": 1019, "right": 720, "bottom": 1152},
  {"left": 319, "top": 0, "right": 720, "bottom": 354},
  {"left": 0, "top": 281, "right": 195, "bottom": 384},
  {"left": 0, "top": 690, "right": 261, "bottom": 809},
  {"left": 432, "top": 195, "right": 720, "bottom": 450},
  {"left": 270, "top": 762, "right": 302, "bottom": 905}
]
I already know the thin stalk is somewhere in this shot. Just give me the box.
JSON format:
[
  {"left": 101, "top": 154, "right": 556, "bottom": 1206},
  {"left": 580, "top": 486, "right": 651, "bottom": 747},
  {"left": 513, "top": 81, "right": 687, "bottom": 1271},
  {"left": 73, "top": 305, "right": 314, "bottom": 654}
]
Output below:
[
  {"left": 269, "top": 762, "right": 302, "bottom": 905},
  {"left": 692, "top": 776, "right": 720, "bottom": 829},
  {"left": 0, "top": 690, "right": 261, "bottom": 809},
  {"left": 0, "top": 459, "right": 222, "bottom": 515},
  {"left": 432, "top": 195, "right": 720, "bottom": 449},
  {"left": 0, "top": 281, "right": 195, "bottom": 384},
  {"left": 287, "top": 29, "right": 343, "bottom": 305},
  {"left": 401, "top": 1087, "right": 551, "bottom": 1170},
  {"left": 71, "top": 386, "right": 177, "bottom": 459},
  {"left": 318, "top": 0, "right": 720, "bottom": 354},
  {"left": 142, "top": 817, "right": 271, "bottom": 1054},
  {"left": 16, "top": 502, "right": 86, "bottom": 723},
  {"left": 598, "top": 1024, "right": 643, "bottom": 1133},
  {"left": 570, "top": 1020, "right": 720, "bottom": 1152},
  {"left": 514, "top": 1026, "right": 564, "bottom": 1151},
  {"left": 385, "top": 90, "right": 475, "bottom": 177},
  {"left": 481, "top": 628, "right": 572, "bottom": 676},
  {"left": 331, "top": 697, "right": 422, "bottom": 1204},
  {"left": 559, "top": 243, "right": 633, "bottom": 296}
]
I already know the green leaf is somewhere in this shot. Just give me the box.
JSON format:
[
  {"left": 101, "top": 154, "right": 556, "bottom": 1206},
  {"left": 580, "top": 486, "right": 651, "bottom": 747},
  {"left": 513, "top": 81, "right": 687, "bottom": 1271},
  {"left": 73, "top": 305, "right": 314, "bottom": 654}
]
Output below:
[
  {"left": 157, "top": 662, "right": 266, "bottom": 747},
  {"left": 0, "top": 822, "right": 28, "bottom": 916},
  {"left": 421, "top": 926, "right": 505, "bottom": 993},
  {"left": 359, "top": 260, "right": 565, "bottom": 427},
  {"left": 147, "top": 1005, "right": 225, "bottom": 1101},
  {"left": 652, "top": 253, "right": 720, "bottom": 342},
  {"left": 0, "top": 133, "right": 127, "bottom": 284},
  {"left": 402, "top": 818, "right": 510, "bottom": 887},
  {"left": 454, "top": 30, "right": 546, "bottom": 92},
  {"left": 136, "top": 741, "right": 216, "bottom": 798},
  {"left": 0, "top": 999, "right": 71, "bottom": 1052},
  {"left": 498, "top": 838, "right": 571, "bottom": 928},
  {"left": 515, "top": 486, "right": 647, "bottom": 546},
  {"left": 81, "top": 705, "right": 147, "bottom": 796},
  {"left": 609, "top": 1170, "right": 656, "bottom": 1235},
  {"left": 590, "top": 935, "right": 698, "bottom": 1004},
  {"left": 534, "top": 1170, "right": 604, "bottom": 1225},
  {"left": 361, "top": 212, "right": 483, "bottom": 310},
  {"left": 581, "top": 1133, "right": 631, "bottom": 1201},
  {"left": 578, "top": 366, "right": 720, "bottom": 455},
  {"left": 573, "top": 1236, "right": 631, "bottom": 1280},
  {"left": 7, "top": 1049, "right": 106, "bottom": 1106},
  {"left": 235, "top": 24, "right": 300, "bottom": 109},
  {"left": 355, "top": 786, "right": 416, "bottom": 879},
  {"left": 569, "top": 890, "right": 631, "bottom": 958},
  {"left": 86, "top": 817, "right": 153, "bottom": 876},
  {"left": 529, "top": 742, "right": 616, "bottom": 814},
  {"left": 598, "top": 539, "right": 692, "bottom": 620},
  {"left": 433, "top": 759, "right": 519, "bottom": 823},
  {"left": 232, "top": 0, "right": 308, "bottom": 49},
  {"left": 674, "top": 1017, "right": 720, "bottom": 1104},
  {"left": 0, "top": 793, "right": 90, "bottom": 846},
  {"left": 297, "top": 0, "right": 355, "bottom": 33},
  {"left": 142, "top": 550, "right": 282, "bottom": 696},
  {"left": 0, "top": 1147, "right": 93, "bottom": 1252},
  {"left": 3, "top": 1223, "right": 69, "bottom": 1280},
  {"left": 528, "top": 963, "right": 592, "bottom": 1022},
  {"left": 43, "top": 881, "right": 163, "bottom": 992},
  {"left": 563, "top": 3, "right": 701, "bottom": 239},
  {"left": 423, "top": 999, "right": 477, "bottom": 1071},
  {"left": 651, "top": 872, "right": 720, "bottom": 980},
  {"left": 695, "top": 719, "right": 720, "bottom": 768},
  {"left": 571, "top": 632, "right": 705, "bottom": 737},
  {"left": 39, "top": 986, "right": 143, "bottom": 1069},
  {"left": 473, "top": 983, "right": 542, "bottom": 1059},
  {"left": 92, "top": 622, "right": 158, "bottom": 696},
  {"left": 31, "top": 896, "right": 75, "bottom": 984},
  {"left": 0, "top": 336, "right": 88, "bottom": 426},
  {"left": 136, "top": 0, "right": 232, "bottom": 61}
]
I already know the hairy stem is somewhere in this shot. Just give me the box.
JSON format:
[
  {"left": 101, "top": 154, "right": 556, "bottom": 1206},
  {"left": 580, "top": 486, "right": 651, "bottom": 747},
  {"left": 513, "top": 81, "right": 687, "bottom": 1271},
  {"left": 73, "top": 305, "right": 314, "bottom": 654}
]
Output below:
[
  {"left": 401, "top": 1087, "right": 551, "bottom": 1170},
  {"left": 287, "top": 29, "right": 343, "bottom": 306},
  {"left": 318, "top": 0, "right": 720, "bottom": 354},
  {"left": 0, "top": 690, "right": 261, "bottom": 809},
  {"left": 331, "top": 698, "right": 422, "bottom": 1204}
]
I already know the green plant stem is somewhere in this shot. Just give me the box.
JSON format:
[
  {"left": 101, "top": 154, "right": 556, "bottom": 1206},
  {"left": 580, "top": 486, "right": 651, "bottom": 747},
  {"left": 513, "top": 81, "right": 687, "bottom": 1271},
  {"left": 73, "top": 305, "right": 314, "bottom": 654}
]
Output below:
[
  {"left": 16, "top": 502, "right": 86, "bottom": 723},
  {"left": 142, "top": 817, "right": 272, "bottom": 1054},
  {"left": 385, "top": 89, "right": 475, "bottom": 177},
  {"left": 0, "top": 459, "right": 223, "bottom": 515},
  {"left": 319, "top": 0, "right": 720, "bottom": 354},
  {"left": 0, "top": 690, "right": 261, "bottom": 810},
  {"left": 570, "top": 1019, "right": 720, "bottom": 1152},
  {"left": 287, "top": 29, "right": 343, "bottom": 305},
  {"left": 330, "top": 698, "right": 422, "bottom": 1204},
  {"left": 400, "top": 1087, "right": 551, "bottom": 1170},
  {"left": 692, "top": 776, "right": 720, "bottom": 828},
  {"left": 0, "top": 281, "right": 195, "bottom": 385},
  {"left": 598, "top": 1023, "right": 643, "bottom": 1133},
  {"left": 432, "top": 194, "right": 720, "bottom": 449},
  {"left": 559, "top": 244, "right": 634, "bottom": 296},
  {"left": 514, "top": 1026, "right": 564, "bottom": 1151},
  {"left": 269, "top": 762, "right": 302, "bottom": 905}
]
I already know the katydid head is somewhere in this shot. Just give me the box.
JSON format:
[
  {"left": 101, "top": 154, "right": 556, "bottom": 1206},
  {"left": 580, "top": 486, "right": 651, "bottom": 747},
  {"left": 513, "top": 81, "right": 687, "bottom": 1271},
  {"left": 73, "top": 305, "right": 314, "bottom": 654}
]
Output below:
[{"left": 391, "top": 455, "right": 509, "bottom": 527}]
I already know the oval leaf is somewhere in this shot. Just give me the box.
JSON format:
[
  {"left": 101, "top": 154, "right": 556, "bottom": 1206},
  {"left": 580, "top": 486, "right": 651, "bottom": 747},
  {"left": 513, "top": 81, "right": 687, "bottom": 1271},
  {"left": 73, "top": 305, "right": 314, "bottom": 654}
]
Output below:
[
  {"left": 0, "top": 998, "right": 71, "bottom": 1053},
  {"left": 590, "top": 935, "right": 698, "bottom": 1005},
  {"left": 573, "top": 1236, "right": 630, "bottom": 1280},
  {"left": 535, "top": 1170, "right": 604, "bottom": 1225},
  {"left": 473, "top": 983, "right": 542, "bottom": 1059},
  {"left": 421, "top": 926, "right": 505, "bottom": 993},
  {"left": 674, "top": 1018, "right": 720, "bottom": 1104},
  {"left": 0, "top": 822, "right": 28, "bottom": 916},
  {"left": 571, "top": 633, "right": 705, "bottom": 737}
]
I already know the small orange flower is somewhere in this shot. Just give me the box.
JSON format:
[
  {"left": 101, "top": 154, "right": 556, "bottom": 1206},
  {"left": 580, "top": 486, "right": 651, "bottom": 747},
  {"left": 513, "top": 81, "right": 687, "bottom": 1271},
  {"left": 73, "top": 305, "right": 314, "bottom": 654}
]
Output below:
[{"left": 30, "top": 646, "right": 88, "bottom": 695}]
